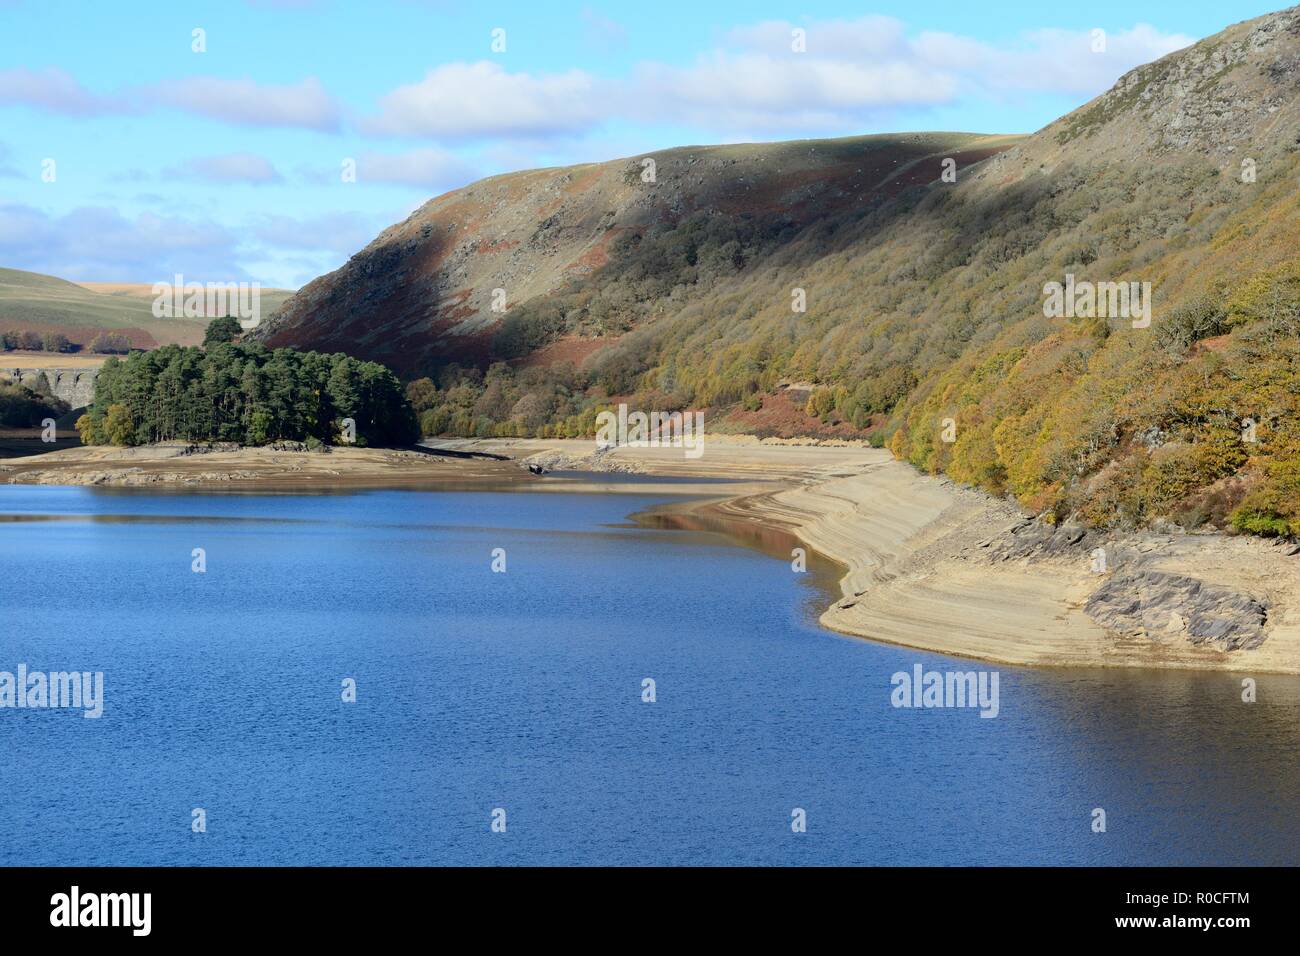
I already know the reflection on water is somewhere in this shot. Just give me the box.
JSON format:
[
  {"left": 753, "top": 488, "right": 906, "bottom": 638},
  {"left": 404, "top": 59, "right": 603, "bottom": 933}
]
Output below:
[
  {"left": 0, "top": 485, "right": 1295, "bottom": 866},
  {"left": 634, "top": 501, "right": 846, "bottom": 622}
]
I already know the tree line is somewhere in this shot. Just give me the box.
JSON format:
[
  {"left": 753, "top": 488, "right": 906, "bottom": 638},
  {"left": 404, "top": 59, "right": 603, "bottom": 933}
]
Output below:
[
  {"left": 2, "top": 330, "right": 130, "bottom": 354},
  {"left": 76, "top": 340, "right": 418, "bottom": 448}
]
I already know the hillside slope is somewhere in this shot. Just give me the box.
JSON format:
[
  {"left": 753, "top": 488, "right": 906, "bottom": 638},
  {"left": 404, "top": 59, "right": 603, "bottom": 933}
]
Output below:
[
  {"left": 0, "top": 268, "right": 294, "bottom": 348},
  {"left": 261, "top": 5, "right": 1300, "bottom": 537},
  {"left": 255, "top": 132, "right": 1019, "bottom": 371}
]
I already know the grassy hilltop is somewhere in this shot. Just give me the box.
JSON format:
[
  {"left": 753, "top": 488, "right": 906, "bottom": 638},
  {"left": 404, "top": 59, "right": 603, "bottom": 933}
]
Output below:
[{"left": 0, "top": 267, "right": 294, "bottom": 350}]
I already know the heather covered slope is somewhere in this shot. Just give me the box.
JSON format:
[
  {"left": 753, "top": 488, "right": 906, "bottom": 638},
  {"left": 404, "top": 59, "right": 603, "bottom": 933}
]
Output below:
[
  {"left": 262, "top": 5, "right": 1300, "bottom": 537},
  {"left": 254, "top": 132, "right": 1019, "bottom": 372},
  {"left": 882, "top": 6, "right": 1300, "bottom": 534}
]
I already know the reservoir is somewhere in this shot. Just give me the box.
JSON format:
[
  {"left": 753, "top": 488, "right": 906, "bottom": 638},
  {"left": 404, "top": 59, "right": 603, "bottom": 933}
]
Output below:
[{"left": 0, "top": 485, "right": 1295, "bottom": 865}]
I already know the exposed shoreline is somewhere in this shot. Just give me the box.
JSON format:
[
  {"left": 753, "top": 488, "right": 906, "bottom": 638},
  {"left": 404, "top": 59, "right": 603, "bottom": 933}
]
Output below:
[
  {"left": 0, "top": 441, "right": 528, "bottom": 490},
  {"left": 702, "top": 455, "right": 1299, "bottom": 675},
  {"left": 3, "top": 436, "right": 1297, "bottom": 674},
  {"left": 446, "top": 438, "right": 1300, "bottom": 675}
]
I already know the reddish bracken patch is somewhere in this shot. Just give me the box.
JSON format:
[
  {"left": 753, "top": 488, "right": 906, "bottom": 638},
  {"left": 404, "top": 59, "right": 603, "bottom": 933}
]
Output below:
[
  {"left": 718, "top": 389, "right": 869, "bottom": 440},
  {"left": 566, "top": 228, "right": 624, "bottom": 274},
  {"left": 441, "top": 288, "right": 476, "bottom": 324},
  {"left": 1192, "top": 334, "right": 1233, "bottom": 354},
  {"left": 512, "top": 335, "right": 617, "bottom": 368}
]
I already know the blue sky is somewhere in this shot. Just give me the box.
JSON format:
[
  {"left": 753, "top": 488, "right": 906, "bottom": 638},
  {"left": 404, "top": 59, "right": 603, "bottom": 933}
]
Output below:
[{"left": 0, "top": 0, "right": 1282, "bottom": 288}]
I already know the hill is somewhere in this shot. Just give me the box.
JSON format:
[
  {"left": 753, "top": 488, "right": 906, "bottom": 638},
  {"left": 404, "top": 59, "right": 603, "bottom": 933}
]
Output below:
[
  {"left": 255, "top": 5, "right": 1300, "bottom": 537},
  {"left": 0, "top": 268, "right": 294, "bottom": 349},
  {"left": 254, "top": 132, "right": 1020, "bottom": 371}
]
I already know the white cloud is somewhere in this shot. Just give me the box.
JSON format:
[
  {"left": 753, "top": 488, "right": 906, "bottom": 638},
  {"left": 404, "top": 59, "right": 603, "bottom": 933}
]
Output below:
[
  {"left": 0, "top": 19, "right": 1195, "bottom": 146},
  {"left": 629, "top": 18, "right": 1196, "bottom": 133},
  {"left": 359, "top": 18, "right": 1195, "bottom": 142},
  {"left": 0, "top": 202, "right": 366, "bottom": 286},
  {"left": 632, "top": 53, "right": 956, "bottom": 132},
  {"left": 364, "top": 62, "right": 602, "bottom": 139},
  {"left": 0, "top": 67, "right": 127, "bottom": 116},
  {"left": 143, "top": 76, "right": 341, "bottom": 131},
  {"left": 914, "top": 23, "right": 1195, "bottom": 96},
  {"left": 163, "top": 152, "right": 283, "bottom": 184},
  {"left": 0, "top": 68, "right": 342, "bottom": 131},
  {"left": 0, "top": 203, "right": 250, "bottom": 282}
]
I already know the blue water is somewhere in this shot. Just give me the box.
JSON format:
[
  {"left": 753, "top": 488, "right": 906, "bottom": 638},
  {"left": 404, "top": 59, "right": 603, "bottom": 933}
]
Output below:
[{"left": 0, "top": 486, "right": 1296, "bottom": 866}]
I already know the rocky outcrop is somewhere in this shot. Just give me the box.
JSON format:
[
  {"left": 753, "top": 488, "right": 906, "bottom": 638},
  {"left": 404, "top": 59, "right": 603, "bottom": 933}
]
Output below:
[
  {"left": 977, "top": 515, "right": 1273, "bottom": 653},
  {"left": 984, "top": 518, "right": 1102, "bottom": 561},
  {"left": 1053, "top": 5, "right": 1300, "bottom": 154},
  {"left": 1084, "top": 566, "right": 1270, "bottom": 651}
]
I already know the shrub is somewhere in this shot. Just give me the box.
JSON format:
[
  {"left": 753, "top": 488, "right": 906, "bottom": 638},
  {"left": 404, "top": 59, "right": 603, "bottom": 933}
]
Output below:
[
  {"left": 90, "top": 333, "right": 131, "bottom": 354},
  {"left": 1230, "top": 495, "right": 1292, "bottom": 536},
  {"left": 75, "top": 412, "right": 102, "bottom": 444},
  {"left": 103, "top": 403, "right": 135, "bottom": 446},
  {"left": 203, "top": 316, "right": 242, "bottom": 347},
  {"left": 1153, "top": 297, "right": 1228, "bottom": 354}
]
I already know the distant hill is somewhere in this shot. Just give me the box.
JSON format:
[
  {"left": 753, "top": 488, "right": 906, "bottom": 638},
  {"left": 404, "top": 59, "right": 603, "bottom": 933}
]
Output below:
[
  {"left": 0, "top": 268, "right": 294, "bottom": 349},
  {"left": 255, "top": 6, "right": 1300, "bottom": 537}
]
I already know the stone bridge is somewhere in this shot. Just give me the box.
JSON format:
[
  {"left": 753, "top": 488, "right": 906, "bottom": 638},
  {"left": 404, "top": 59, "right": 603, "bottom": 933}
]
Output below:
[{"left": 2, "top": 367, "right": 99, "bottom": 409}]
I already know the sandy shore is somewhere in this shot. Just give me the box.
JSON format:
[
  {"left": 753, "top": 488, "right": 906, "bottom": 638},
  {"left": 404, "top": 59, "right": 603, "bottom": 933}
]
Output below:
[
  {"left": 0, "top": 441, "right": 525, "bottom": 489},
  {"left": 486, "top": 438, "right": 1300, "bottom": 675},
  {"left": 3, "top": 435, "right": 1296, "bottom": 674},
  {"left": 703, "top": 450, "right": 1300, "bottom": 675}
]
